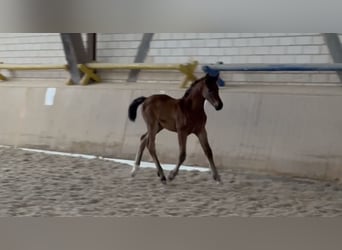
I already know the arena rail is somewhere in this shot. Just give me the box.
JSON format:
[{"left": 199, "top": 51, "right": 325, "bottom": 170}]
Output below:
[
  {"left": 0, "top": 61, "right": 198, "bottom": 88},
  {"left": 78, "top": 61, "right": 199, "bottom": 87},
  {"left": 202, "top": 63, "right": 342, "bottom": 86},
  {"left": 0, "top": 63, "right": 69, "bottom": 82}
]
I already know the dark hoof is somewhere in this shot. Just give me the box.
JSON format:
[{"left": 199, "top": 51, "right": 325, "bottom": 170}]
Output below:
[
  {"left": 161, "top": 176, "right": 167, "bottom": 184},
  {"left": 213, "top": 174, "right": 221, "bottom": 183},
  {"left": 168, "top": 170, "right": 176, "bottom": 181}
]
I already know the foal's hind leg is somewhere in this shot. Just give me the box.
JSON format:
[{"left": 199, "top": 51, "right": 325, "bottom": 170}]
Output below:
[
  {"left": 131, "top": 132, "right": 148, "bottom": 177},
  {"left": 168, "top": 131, "right": 187, "bottom": 181},
  {"left": 146, "top": 124, "right": 167, "bottom": 183}
]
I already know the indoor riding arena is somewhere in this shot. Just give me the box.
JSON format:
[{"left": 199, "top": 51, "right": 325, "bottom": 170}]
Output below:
[{"left": 0, "top": 33, "right": 341, "bottom": 217}]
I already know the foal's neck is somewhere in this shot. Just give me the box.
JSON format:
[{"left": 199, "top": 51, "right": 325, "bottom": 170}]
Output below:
[{"left": 182, "top": 85, "right": 205, "bottom": 111}]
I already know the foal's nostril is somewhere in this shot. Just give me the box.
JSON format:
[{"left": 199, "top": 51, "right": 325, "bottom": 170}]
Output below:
[{"left": 215, "top": 102, "right": 223, "bottom": 111}]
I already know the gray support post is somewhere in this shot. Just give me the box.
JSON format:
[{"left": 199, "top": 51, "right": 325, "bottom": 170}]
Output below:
[
  {"left": 60, "top": 33, "right": 89, "bottom": 84},
  {"left": 87, "top": 33, "right": 96, "bottom": 62},
  {"left": 322, "top": 33, "right": 342, "bottom": 82},
  {"left": 127, "top": 33, "right": 154, "bottom": 82}
]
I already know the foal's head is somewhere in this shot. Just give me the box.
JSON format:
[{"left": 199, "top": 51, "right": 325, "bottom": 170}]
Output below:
[{"left": 201, "top": 73, "right": 223, "bottom": 110}]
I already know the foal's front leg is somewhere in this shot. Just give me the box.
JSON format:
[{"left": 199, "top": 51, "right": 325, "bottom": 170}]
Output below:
[
  {"left": 196, "top": 128, "right": 221, "bottom": 183},
  {"left": 168, "top": 131, "right": 187, "bottom": 181}
]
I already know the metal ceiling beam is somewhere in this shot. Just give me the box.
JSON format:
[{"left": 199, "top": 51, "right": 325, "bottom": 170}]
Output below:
[
  {"left": 322, "top": 33, "right": 342, "bottom": 82},
  {"left": 87, "top": 33, "right": 96, "bottom": 62},
  {"left": 60, "top": 33, "right": 89, "bottom": 84},
  {"left": 127, "top": 33, "right": 154, "bottom": 82}
]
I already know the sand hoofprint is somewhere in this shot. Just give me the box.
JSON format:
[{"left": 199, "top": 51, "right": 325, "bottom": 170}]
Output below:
[{"left": 0, "top": 147, "right": 341, "bottom": 217}]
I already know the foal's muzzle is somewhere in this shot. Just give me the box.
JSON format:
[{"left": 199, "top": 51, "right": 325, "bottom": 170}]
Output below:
[{"left": 215, "top": 102, "right": 223, "bottom": 111}]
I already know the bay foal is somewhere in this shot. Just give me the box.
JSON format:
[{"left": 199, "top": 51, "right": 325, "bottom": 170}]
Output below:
[{"left": 128, "top": 73, "right": 223, "bottom": 184}]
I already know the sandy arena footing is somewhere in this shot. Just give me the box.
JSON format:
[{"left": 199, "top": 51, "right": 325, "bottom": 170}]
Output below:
[{"left": 0, "top": 147, "right": 341, "bottom": 217}]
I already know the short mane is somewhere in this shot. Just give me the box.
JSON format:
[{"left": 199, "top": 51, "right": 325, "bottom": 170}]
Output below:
[{"left": 183, "top": 75, "right": 206, "bottom": 98}]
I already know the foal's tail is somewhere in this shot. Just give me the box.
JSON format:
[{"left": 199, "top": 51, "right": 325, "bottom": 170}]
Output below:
[{"left": 128, "top": 96, "right": 146, "bottom": 121}]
